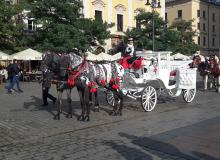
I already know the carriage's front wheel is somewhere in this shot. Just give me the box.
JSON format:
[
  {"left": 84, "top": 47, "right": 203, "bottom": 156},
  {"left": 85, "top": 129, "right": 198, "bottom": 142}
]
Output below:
[
  {"left": 141, "top": 86, "right": 157, "bottom": 112},
  {"left": 182, "top": 89, "right": 196, "bottom": 103},
  {"left": 106, "top": 90, "right": 118, "bottom": 107}
]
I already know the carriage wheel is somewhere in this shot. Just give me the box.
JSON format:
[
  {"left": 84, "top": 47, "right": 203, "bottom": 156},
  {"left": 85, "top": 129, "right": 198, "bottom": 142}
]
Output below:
[
  {"left": 141, "top": 86, "right": 157, "bottom": 112},
  {"left": 182, "top": 89, "right": 196, "bottom": 103},
  {"left": 106, "top": 90, "right": 116, "bottom": 107}
]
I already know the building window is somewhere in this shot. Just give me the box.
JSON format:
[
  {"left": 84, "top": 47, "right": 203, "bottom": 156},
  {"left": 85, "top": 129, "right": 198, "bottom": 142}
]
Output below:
[
  {"left": 197, "top": 10, "right": 200, "bottom": 17},
  {"left": 95, "top": 10, "right": 102, "bottom": 21},
  {"left": 165, "top": 12, "right": 167, "bottom": 21},
  {"left": 212, "top": 25, "right": 215, "bottom": 33},
  {"left": 198, "top": 36, "right": 200, "bottom": 45},
  {"left": 203, "top": 10, "right": 206, "bottom": 19},
  {"left": 203, "top": 23, "right": 206, "bottom": 31},
  {"left": 212, "top": 37, "right": 215, "bottom": 47},
  {"left": 212, "top": 13, "right": 215, "bottom": 22},
  {"left": 117, "top": 14, "right": 123, "bottom": 31},
  {"left": 197, "top": 23, "right": 200, "bottom": 30},
  {"left": 203, "top": 36, "right": 206, "bottom": 46},
  {"left": 177, "top": 10, "right": 182, "bottom": 19},
  {"left": 28, "top": 20, "right": 34, "bottom": 30}
]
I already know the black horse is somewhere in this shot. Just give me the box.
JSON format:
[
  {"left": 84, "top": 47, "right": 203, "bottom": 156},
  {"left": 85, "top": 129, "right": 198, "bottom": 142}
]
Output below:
[
  {"left": 41, "top": 52, "right": 83, "bottom": 120},
  {"left": 190, "top": 54, "right": 220, "bottom": 92}
]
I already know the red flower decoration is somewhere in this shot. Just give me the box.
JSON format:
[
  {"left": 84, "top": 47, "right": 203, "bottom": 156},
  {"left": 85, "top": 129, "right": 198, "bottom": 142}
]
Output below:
[
  {"left": 116, "top": 77, "right": 120, "bottom": 82},
  {"left": 90, "top": 88, "right": 97, "bottom": 93},
  {"left": 88, "top": 82, "right": 92, "bottom": 87},
  {"left": 72, "top": 71, "right": 78, "bottom": 75},
  {"left": 110, "top": 78, "right": 115, "bottom": 83},
  {"left": 67, "top": 79, "right": 75, "bottom": 87},
  {"left": 67, "top": 67, "right": 72, "bottom": 71},
  {"left": 112, "top": 84, "right": 119, "bottom": 90},
  {"left": 101, "top": 79, "right": 106, "bottom": 86}
]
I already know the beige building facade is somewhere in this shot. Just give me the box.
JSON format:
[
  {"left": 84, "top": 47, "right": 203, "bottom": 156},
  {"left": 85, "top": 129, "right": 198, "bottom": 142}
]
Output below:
[
  {"left": 83, "top": 0, "right": 165, "bottom": 48},
  {"left": 166, "top": 0, "right": 220, "bottom": 56}
]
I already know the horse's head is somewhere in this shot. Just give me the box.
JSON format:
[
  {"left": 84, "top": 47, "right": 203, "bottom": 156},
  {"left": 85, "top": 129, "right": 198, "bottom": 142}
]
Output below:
[
  {"left": 112, "top": 62, "right": 124, "bottom": 78},
  {"left": 41, "top": 52, "right": 60, "bottom": 74},
  {"left": 190, "top": 55, "right": 203, "bottom": 68},
  {"left": 69, "top": 52, "right": 83, "bottom": 69}
]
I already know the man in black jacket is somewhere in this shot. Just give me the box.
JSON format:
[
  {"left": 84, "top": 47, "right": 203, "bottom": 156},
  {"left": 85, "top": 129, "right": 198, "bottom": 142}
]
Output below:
[
  {"left": 7, "top": 59, "right": 23, "bottom": 94},
  {"left": 42, "top": 71, "right": 56, "bottom": 106}
]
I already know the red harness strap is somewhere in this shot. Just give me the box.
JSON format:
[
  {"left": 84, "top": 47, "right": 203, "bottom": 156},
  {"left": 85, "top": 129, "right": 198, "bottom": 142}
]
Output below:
[{"left": 67, "top": 60, "right": 86, "bottom": 87}]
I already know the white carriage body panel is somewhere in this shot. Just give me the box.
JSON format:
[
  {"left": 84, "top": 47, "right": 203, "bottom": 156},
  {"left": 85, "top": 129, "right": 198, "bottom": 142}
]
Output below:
[
  {"left": 176, "top": 68, "right": 197, "bottom": 89},
  {"left": 124, "top": 51, "right": 196, "bottom": 91}
]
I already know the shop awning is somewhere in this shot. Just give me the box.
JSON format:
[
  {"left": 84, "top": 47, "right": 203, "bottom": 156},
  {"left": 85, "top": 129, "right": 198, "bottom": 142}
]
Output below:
[
  {"left": 0, "top": 51, "right": 10, "bottom": 60},
  {"left": 10, "top": 48, "right": 43, "bottom": 60}
]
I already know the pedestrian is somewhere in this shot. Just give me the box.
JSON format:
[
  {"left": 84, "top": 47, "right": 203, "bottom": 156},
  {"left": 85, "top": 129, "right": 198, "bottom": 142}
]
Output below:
[
  {"left": 7, "top": 59, "right": 23, "bottom": 94},
  {"left": 41, "top": 71, "right": 56, "bottom": 106}
]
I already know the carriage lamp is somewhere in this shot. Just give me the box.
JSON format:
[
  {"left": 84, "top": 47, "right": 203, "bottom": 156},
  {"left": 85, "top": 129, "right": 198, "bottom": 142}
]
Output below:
[{"left": 145, "top": 0, "right": 161, "bottom": 51}]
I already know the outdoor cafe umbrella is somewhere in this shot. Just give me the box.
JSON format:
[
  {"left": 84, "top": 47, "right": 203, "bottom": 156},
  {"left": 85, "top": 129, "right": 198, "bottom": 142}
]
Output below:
[{"left": 10, "top": 48, "right": 43, "bottom": 71}]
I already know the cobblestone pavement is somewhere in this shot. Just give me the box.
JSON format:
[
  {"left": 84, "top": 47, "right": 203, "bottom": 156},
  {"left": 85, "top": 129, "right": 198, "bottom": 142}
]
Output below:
[{"left": 0, "top": 81, "right": 220, "bottom": 160}]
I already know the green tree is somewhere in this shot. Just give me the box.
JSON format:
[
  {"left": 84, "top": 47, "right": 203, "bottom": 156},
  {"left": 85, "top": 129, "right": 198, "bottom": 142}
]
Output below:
[
  {"left": 23, "top": 0, "right": 112, "bottom": 53},
  {"left": 0, "top": 0, "right": 24, "bottom": 54},
  {"left": 126, "top": 10, "right": 199, "bottom": 55},
  {"left": 169, "top": 19, "right": 199, "bottom": 55},
  {"left": 126, "top": 9, "right": 166, "bottom": 51}
]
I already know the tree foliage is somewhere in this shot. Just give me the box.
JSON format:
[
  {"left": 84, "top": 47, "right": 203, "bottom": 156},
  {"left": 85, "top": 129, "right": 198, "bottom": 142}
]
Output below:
[
  {"left": 0, "top": 0, "right": 24, "bottom": 54},
  {"left": 126, "top": 10, "right": 199, "bottom": 55},
  {"left": 23, "top": 0, "right": 112, "bottom": 53},
  {"left": 169, "top": 19, "right": 199, "bottom": 55}
]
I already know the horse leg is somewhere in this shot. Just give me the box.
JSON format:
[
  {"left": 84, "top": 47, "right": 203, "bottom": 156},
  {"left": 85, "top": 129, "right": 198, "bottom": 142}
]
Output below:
[
  {"left": 217, "top": 76, "right": 220, "bottom": 93},
  {"left": 84, "top": 86, "right": 90, "bottom": 121},
  {"left": 117, "top": 91, "right": 123, "bottom": 116},
  {"left": 203, "top": 75, "right": 208, "bottom": 90},
  {"left": 66, "top": 89, "right": 72, "bottom": 118},
  {"left": 77, "top": 87, "right": 85, "bottom": 121},
  {"left": 54, "top": 91, "right": 62, "bottom": 120},
  {"left": 94, "top": 90, "right": 100, "bottom": 112}
]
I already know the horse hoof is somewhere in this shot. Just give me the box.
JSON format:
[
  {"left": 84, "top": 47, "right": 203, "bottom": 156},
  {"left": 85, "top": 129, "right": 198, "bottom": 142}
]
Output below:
[
  {"left": 54, "top": 115, "right": 60, "bottom": 120},
  {"left": 66, "top": 114, "right": 73, "bottom": 118},
  {"left": 84, "top": 115, "right": 90, "bottom": 121},
  {"left": 110, "top": 111, "right": 116, "bottom": 116},
  {"left": 77, "top": 115, "right": 84, "bottom": 121},
  {"left": 94, "top": 108, "right": 99, "bottom": 112}
]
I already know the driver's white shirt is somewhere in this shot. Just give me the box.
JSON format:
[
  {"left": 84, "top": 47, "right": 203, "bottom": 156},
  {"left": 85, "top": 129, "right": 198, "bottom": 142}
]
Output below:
[{"left": 126, "top": 44, "right": 135, "bottom": 57}]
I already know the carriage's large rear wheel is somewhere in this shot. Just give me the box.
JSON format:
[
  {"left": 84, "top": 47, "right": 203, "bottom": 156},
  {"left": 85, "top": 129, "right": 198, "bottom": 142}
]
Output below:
[
  {"left": 182, "top": 89, "right": 196, "bottom": 103},
  {"left": 141, "top": 86, "right": 157, "bottom": 112}
]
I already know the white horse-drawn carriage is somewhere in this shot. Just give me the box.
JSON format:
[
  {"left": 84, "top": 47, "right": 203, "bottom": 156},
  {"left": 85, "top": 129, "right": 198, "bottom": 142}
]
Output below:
[{"left": 106, "top": 51, "right": 197, "bottom": 111}]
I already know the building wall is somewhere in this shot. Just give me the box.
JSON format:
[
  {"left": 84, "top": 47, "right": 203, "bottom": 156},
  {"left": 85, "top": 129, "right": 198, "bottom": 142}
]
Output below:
[{"left": 166, "top": 0, "right": 220, "bottom": 56}]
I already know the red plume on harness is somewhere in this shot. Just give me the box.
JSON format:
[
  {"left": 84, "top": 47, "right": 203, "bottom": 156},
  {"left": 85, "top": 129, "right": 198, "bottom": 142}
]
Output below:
[
  {"left": 109, "top": 77, "right": 120, "bottom": 90},
  {"left": 88, "top": 82, "right": 98, "bottom": 93},
  {"left": 101, "top": 79, "right": 106, "bottom": 86}
]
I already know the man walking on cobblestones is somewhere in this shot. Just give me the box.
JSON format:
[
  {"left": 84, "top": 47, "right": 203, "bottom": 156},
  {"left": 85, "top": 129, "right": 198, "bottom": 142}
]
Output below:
[
  {"left": 7, "top": 59, "right": 23, "bottom": 94},
  {"left": 41, "top": 71, "right": 56, "bottom": 106}
]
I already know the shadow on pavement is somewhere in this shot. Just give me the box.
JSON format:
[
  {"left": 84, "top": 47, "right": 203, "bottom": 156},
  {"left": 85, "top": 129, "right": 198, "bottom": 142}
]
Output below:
[
  {"left": 23, "top": 96, "right": 82, "bottom": 118},
  {"left": 104, "top": 140, "right": 153, "bottom": 160},
  {"left": 116, "top": 133, "right": 219, "bottom": 160}
]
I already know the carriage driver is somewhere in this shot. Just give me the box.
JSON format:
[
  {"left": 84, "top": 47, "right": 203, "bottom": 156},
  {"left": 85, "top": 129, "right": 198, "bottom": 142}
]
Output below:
[{"left": 124, "top": 38, "right": 136, "bottom": 57}]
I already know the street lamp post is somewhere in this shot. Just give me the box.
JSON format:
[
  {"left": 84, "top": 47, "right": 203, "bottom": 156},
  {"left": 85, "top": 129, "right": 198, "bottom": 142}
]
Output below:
[{"left": 145, "top": 0, "right": 161, "bottom": 51}]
